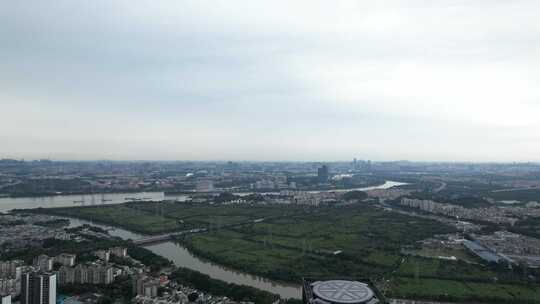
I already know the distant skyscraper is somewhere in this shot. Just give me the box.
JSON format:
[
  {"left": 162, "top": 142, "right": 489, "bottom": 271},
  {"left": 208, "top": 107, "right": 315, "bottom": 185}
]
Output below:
[
  {"left": 317, "top": 165, "right": 329, "bottom": 182},
  {"left": 353, "top": 158, "right": 358, "bottom": 170},
  {"left": 21, "top": 273, "right": 56, "bottom": 304}
]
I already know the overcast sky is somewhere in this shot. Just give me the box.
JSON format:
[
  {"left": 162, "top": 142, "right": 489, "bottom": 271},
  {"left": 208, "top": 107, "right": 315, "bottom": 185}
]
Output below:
[{"left": 1, "top": 1, "right": 539, "bottom": 162}]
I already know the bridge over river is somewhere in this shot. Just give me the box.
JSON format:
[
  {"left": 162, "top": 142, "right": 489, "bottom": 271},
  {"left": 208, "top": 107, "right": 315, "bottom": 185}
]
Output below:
[
  {"left": 131, "top": 218, "right": 266, "bottom": 245},
  {"left": 132, "top": 228, "right": 206, "bottom": 245}
]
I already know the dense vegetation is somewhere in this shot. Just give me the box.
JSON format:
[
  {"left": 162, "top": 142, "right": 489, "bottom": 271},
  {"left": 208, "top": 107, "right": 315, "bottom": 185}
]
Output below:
[
  {"left": 170, "top": 267, "right": 281, "bottom": 304},
  {"left": 176, "top": 205, "right": 455, "bottom": 282},
  {"left": 24, "top": 201, "right": 540, "bottom": 303},
  {"left": 29, "top": 202, "right": 302, "bottom": 234},
  {"left": 23, "top": 205, "right": 182, "bottom": 234},
  {"left": 342, "top": 190, "right": 368, "bottom": 201},
  {"left": 488, "top": 189, "right": 540, "bottom": 202},
  {"left": 59, "top": 275, "right": 133, "bottom": 304},
  {"left": 33, "top": 218, "right": 70, "bottom": 227},
  {"left": 1, "top": 178, "right": 92, "bottom": 197},
  {"left": 511, "top": 217, "right": 540, "bottom": 239},
  {"left": 407, "top": 192, "right": 492, "bottom": 208}
]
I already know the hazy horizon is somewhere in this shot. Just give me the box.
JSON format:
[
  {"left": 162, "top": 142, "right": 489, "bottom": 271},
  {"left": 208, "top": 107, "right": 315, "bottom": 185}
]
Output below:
[{"left": 2, "top": 1, "right": 539, "bottom": 162}]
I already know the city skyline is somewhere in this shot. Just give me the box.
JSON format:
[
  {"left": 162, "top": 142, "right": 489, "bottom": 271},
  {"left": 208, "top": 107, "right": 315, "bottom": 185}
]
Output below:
[{"left": 2, "top": 1, "right": 539, "bottom": 162}]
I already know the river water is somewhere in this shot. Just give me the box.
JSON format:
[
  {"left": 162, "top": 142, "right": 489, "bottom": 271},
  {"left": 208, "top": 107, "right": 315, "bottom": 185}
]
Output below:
[
  {"left": 0, "top": 181, "right": 405, "bottom": 213},
  {"left": 64, "top": 217, "right": 302, "bottom": 298},
  {"left": 0, "top": 192, "right": 189, "bottom": 213},
  {"left": 0, "top": 181, "right": 406, "bottom": 299}
]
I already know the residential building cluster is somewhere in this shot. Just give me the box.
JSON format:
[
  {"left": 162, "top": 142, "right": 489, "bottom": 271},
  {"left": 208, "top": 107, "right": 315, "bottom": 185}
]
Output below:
[
  {"left": 0, "top": 260, "right": 23, "bottom": 299},
  {"left": 399, "top": 198, "right": 519, "bottom": 225},
  {"left": 57, "top": 246, "right": 127, "bottom": 286},
  {"left": 132, "top": 275, "right": 256, "bottom": 304},
  {"left": 472, "top": 231, "right": 540, "bottom": 268},
  {"left": 58, "top": 264, "right": 114, "bottom": 286},
  {"left": 0, "top": 245, "right": 130, "bottom": 304},
  {"left": 277, "top": 190, "right": 340, "bottom": 206},
  {"left": 0, "top": 261, "right": 56, "bottom": 304},
  {"left": 366, "top": 188, "right": 413, "bottom": 200},
  {"left": 0, "top": 214, "right": 72, "bottom": 251},
  {"left": 133, "top": 274, "right": 160, "bottom": 298}
]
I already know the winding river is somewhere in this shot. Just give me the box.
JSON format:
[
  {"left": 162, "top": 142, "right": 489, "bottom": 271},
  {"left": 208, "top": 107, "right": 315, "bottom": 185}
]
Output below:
[
  {"left": 65, "top": 217, "right": 303, "bottom": 299},
  {"left": 0, "top": 181, "right": 407, "bottom": 299}
]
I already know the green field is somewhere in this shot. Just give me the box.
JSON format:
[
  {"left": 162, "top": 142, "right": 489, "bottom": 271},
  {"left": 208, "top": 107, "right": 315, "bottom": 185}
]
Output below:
[
  {"left": 27, "top": 202, "right": 295, "bottom": 234},
  {"left": 28, "top": 204, "right": 181, "bottom": 234},
  {"left": 389, "top": 278, "right": 540, "bottom": 303},
  {"left": 26, "top": 202, "right": 540, "bottom": 303},
  {"left": 488, "top": 189, "right": 540, "bottom": 202},
  {"left": 406, "top": 247, "right": 484, "bottom": 264},
  {"left": 175, "top": 205, "right": 457, "bottom": 283}
]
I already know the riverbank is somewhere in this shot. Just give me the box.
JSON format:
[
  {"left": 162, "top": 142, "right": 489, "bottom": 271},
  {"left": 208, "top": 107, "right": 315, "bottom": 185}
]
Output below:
[
  {"left": 0, "top": 191, "right": 167, "bottom": 213},
  {"left": 144, "top": 241, "right": 302, "bottom": 299},
  {"left": 0, "top": 190, "right": 159, "bottom": 198},
  {"left": 15, "top": 205, "right": 179, "bottom": 235}
]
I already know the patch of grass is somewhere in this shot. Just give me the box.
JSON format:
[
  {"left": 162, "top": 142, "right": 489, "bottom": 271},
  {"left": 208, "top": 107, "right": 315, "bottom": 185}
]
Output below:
[
  {"left": 27, "top": 205, "right": 180, "bottom": 234},
  {"left": 389, "top": 278, "right": 540, "bottom": 303}
]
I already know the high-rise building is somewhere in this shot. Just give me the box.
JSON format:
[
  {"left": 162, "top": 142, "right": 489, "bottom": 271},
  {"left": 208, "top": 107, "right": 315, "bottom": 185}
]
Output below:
[
  {"left": 133, "top": 275, "right": 159, "bottom": 298},
  {"left": 58, "top": 267, "right": 74, "bottom": 286},
  {"left": 59, "top": 264, "right": 113, "bottom": 286},
  {"left": 317, "top": 165, "right": 330, "bottom": 182},
  {"left": 20, "top": 273, "right": 56, "bottom": 304},
  {"left": 0, "top": 278, "right": 17, "bottom": 298},
  {"left": 0, "top": 261, "right": 23, "bottom": 280},
  {"left": 88, "top": 266, "right": 113, "bottom": 285},
  {"left": 73, "top": 265, "right": 88, "bottom": 284}
]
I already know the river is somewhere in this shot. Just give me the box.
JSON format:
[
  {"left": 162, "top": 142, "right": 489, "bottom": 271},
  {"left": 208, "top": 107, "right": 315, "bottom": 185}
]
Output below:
[
  {"left": 233, "top": 180, "right": 408, "bottom": 196},
  {"left": 0, "top": 181, "right": 406, "bottom": 213},
  {"left": 0, "top": 181, "right": 406, "bottom": 299},
  {"left": 0, "top": 192, "right": 189, "bottom": 213},
  {"left": 64, "top": 217, "right": 302, "bottom": 299}
]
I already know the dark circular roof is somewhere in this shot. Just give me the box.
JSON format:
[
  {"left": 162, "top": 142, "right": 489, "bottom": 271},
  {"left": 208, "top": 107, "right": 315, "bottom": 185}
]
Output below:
[{"left": 312, "top": 280, "right": 374, "bottom": 303}]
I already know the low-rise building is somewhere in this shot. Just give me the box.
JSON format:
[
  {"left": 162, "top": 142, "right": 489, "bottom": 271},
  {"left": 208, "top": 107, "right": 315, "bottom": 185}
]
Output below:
[
  {"left": 32, "top": 255, "right": 53, "bottom": 272},
  {"left": 94, "top": 250, "right": 110, "bottom": 262},
  {"left": 110, "top": 247, "right": 127, "bottom": 258}
]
